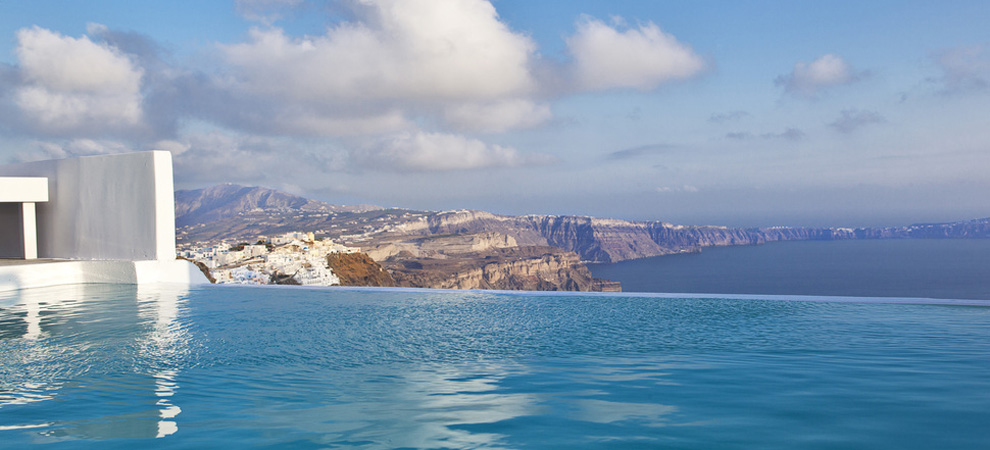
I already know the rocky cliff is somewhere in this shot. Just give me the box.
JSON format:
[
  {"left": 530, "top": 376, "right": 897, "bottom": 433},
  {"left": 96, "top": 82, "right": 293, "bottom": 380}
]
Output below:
[
  {"left": 382, "top": 245, "right": 619, "bottom": 292},
  {"left": 388, "top": 211, "right": 864, "bottom": 263},
  {"left": 364, "top": 232, "right": 518, "bottom": 260},
  {"left": 326, "top": 252, "right": 395, "bottom": 287}
]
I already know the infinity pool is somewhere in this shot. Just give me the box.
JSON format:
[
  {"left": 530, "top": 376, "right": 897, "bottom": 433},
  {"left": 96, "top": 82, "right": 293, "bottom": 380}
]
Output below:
[{"left": 1, "top": 284, "right": 989, "bottom": 449}]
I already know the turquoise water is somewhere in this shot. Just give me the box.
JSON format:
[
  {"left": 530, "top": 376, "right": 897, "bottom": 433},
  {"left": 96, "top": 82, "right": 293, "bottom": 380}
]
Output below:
[
  {"left": 2, "top": 284, "right": 990, "bottom": 449},
  {"left": 589, "top": 239, "right": 990, "bottom": 300}
]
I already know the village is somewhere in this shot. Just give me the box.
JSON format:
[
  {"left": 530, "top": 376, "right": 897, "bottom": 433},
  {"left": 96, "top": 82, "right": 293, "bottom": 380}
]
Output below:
[{"left": 179, "top": 232, "right": 361, "bottom": 286}]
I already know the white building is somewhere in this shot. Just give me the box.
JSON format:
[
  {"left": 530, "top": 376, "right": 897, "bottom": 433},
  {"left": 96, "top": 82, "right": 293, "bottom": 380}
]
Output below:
[
  {"left": 0, "top": 151, "right": 210, "bottom": 291},
  {"left": 185, "top": 232, "right": 359, "bottom": 287}
]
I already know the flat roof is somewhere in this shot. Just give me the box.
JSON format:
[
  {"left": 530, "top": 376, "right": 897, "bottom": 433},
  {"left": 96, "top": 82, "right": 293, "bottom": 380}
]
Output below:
[{"left": 0, "top": 177, "right": 48, "bottom": 202}]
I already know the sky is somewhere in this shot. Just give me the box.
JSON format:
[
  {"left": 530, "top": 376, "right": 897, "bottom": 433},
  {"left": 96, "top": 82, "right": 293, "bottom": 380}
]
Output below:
[{"left": 1, "top": 0, "right": 988, "bottom": 227}]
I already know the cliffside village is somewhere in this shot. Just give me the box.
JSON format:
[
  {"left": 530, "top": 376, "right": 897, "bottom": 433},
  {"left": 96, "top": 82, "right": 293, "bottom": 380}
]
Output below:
[{"left": 180, "top": 232, "right": 360, "bottom": 286}]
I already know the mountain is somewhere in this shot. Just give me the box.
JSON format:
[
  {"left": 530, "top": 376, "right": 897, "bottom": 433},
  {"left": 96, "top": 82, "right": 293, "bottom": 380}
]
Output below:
[
  {"left": 175, "top": 184, "right": 990, "bottom": 264},
  {"left": 176, "top": 184, "right": 380, "bottom": 226},
  {"left": 174, "top": 185, "right": 383, "bottom": 243}
]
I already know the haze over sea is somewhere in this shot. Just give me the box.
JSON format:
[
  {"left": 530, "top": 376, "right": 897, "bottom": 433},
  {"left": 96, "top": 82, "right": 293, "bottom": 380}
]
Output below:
[{"left": 588, "top": 239, "right": 990, "bottom": 300}]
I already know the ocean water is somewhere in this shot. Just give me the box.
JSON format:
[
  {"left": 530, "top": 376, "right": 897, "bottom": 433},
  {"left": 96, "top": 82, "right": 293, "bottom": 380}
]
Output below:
[
  {"left": 1, "top": 284, "right": 989, "bottom": 449},
  {"left": 588, "top": 239, "right": 990, "bottom": 300}
]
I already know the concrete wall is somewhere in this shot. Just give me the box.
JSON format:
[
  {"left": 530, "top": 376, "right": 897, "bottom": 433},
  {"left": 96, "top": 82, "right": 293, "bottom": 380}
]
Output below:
[
  {"left": 0, "top": 260, "right": 209, "bottom": 292},
  {"left": 0, "top": 151, "right": 176, "bottom": 261}
]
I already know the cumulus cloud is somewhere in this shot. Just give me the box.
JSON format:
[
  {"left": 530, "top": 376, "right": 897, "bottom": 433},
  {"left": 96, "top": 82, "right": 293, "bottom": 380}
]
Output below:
[
  {"left": 566, "top": 17, "right": 706, "bottom": 91},
  {"left": 442, "top": 99, "right": 551, "bottom": 133},
  {"left": 215, "top": 0, "right": 545, "bottom": 136},
  {"left": 357, "top": 131, "right": 554, "bottom": 171},
  {"left": 14, "top": 26, "right": 144, "bottom": 133},
  {"left": 222, "top": 0, "right": 535, "bottom": 102},
  {"left": 829, "top": 109, "right": 885, "bottom": 134},
  {"left": 932, "top": 45, "right": 990, "bottom": 93},
  {"left": 775, "top": 54, "right": 862, "bottom": 97},
  {"left": 166, "top": 132, "right": 308, "bottom": 184}
]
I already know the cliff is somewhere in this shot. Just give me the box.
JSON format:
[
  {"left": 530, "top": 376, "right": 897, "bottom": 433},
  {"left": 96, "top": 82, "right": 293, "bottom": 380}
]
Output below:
[
  {"left": 382, "top": 245, "right": 618, "bottom": 292},
  {"left": 364, "top": 232, "right": 519, "bottom": 260},
  {"left": 394, "top": 211, "right": 862, "bottom": 263},
  {"left": 175, "top": 184, "right": 990, "bottom": 268},
  {"left": 326, "top": 252, "right": 396, "bottom": 287}
]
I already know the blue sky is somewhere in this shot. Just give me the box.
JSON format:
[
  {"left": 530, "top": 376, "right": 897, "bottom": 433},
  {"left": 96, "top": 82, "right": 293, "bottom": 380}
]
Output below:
[{"left": 1, "top": 1, "right": 988, "bottom": 227}]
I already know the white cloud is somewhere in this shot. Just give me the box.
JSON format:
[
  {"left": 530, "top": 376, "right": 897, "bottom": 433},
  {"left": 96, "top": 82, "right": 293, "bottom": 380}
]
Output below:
[
  {"left": 16, "top": 138, "right": 133, "bottom": 162},
  {"left": 150, "top": 139, "right": 191, "bottom": 155},
  {"left": 566, "top": 16, "right": 706, "bottom": 91},
  {"left": 168, "top": 132, "right": 286, "bottom": 183},
  {"left": 222, "top": 0, "right": 535, "bottom": 103},
  {"left": 15, "top": 141, "right": 68, "bottom": 162},
  {"left": 270, "top": 109, "right": 412, "bottom": 136},
  {"left": 359, "top": 131, "right": 554, "bottom": 171},
  {"left": 214, "top": 0, "right": 546, "bottom": 136},
  {"left": 775, "top": 54, "right": 861, "bottom": 97},
  {"left": 14, "top": 26, "right": 144, "bottom": 132},
  {"left": 443, "top": 99, "right": 551, "bottom": 133}
]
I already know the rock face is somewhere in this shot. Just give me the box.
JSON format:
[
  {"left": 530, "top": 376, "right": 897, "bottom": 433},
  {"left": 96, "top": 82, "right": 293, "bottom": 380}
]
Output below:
[
  {"left": 394, "top": 211, "right": 859, "bottom": 263},
  {"left": 381, "top": 245, "right": 618, "bottom": 292},
  {"left": 178, "top": 256, "right": 216, "bottom": 283},
  {"left": 326, "top": 253, "right": 396, "bottom": 287},
  {"left": 364, "top": 232, "right": 518, "bottom": 261}
]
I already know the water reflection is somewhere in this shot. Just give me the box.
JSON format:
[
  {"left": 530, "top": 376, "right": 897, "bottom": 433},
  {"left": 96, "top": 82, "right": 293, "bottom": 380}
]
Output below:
[
  {"left": 213, "top": 356, "right": 689, "bottom": 449},
  {"left": 0, "top": 283, "right": 189, "bottom": 442},
  {"left": 222, "top": 362, "right": 539, "bottom": 449},
  {"left": 138, "top": 284, "right": 189, "bottom": 438},
  {"left": 154, "top": 369, "right": 181, "bottom": 438}
]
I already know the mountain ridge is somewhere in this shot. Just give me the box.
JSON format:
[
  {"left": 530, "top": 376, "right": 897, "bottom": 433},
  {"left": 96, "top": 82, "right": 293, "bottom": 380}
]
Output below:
[
  {"left": 175, "top": 184, "right": 381, "bottom": 228},
  {"left": 175, "top": 184, "right": 990, "bottom": 263}
]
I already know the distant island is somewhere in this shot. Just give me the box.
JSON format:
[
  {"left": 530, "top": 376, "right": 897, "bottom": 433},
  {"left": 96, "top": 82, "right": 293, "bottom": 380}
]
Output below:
[{"left": 176, "top": 184, "right": 990, "bottom": 291}]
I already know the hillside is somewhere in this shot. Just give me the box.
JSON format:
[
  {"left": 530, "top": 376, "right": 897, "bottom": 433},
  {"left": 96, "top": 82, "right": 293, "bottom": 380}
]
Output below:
[{"left": 175, "top": 184, "right": 990, "bottom": 264}]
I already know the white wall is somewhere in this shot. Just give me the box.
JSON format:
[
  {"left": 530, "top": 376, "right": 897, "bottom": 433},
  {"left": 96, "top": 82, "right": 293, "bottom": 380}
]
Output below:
[
  {"left": 0, "top": 151, "right": 176, "bottom": 261},
  {"left": 0, "top": 259, "right": 209, "bottom": 292}
]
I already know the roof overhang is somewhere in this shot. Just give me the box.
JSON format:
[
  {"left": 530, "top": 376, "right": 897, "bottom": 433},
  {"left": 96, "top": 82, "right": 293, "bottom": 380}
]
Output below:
[{"left": 0, "top": 177, "right": 48, "bottom": 202}]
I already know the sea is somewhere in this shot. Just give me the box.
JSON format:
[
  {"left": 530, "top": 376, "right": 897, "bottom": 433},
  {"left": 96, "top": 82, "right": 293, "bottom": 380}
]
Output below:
[
  {"left": 2, "top": 284, "right": 989, "bottom": 448},
  {"left": 587, "top": 238, "right": 990, "bottom": 300}
]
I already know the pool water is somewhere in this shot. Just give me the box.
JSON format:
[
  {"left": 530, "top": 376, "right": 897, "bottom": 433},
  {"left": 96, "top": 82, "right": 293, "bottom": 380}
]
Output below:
[{"left": 1, "top": 284, "right": 989, "bottom": 449}]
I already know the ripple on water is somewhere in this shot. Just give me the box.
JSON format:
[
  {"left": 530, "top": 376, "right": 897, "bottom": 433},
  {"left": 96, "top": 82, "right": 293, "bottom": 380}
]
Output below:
[{"left": 1, "top": 284, "right": 989, "bottom": 449}]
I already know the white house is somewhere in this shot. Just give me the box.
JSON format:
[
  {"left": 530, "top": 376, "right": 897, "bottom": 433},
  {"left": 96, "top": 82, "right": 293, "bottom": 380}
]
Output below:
[{"left": 0, "top": 151, "right": 210, "bottom": 291}]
